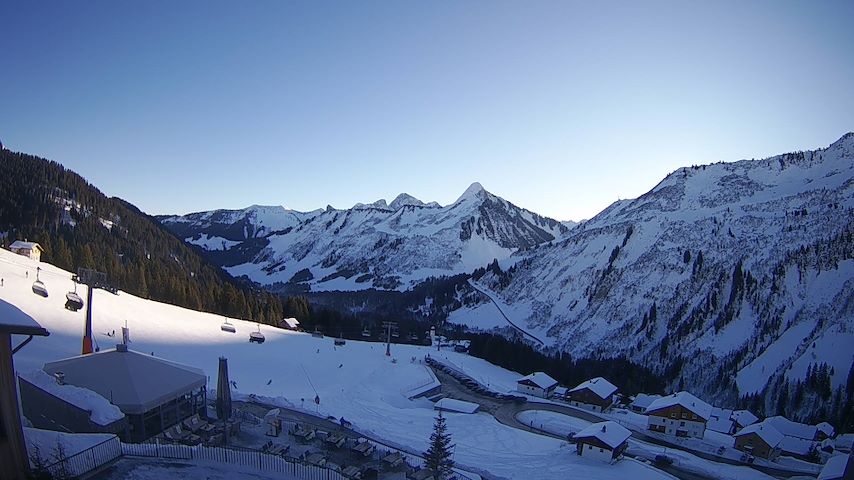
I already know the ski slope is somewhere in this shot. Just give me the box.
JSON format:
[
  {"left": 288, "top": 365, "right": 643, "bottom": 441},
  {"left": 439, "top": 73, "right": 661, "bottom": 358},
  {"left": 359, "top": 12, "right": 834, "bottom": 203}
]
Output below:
[{"left": 0, "top": 249, "right": 668, "bottom": 480}]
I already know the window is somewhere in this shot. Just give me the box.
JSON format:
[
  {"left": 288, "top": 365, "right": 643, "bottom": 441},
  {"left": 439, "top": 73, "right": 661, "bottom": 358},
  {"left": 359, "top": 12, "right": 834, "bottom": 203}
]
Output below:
[
  {"left": 682, "top": 413, "right": 688, "bottom": 419},
  {"left": 680, "top": 421, "right": 686, "bottom": 427},
  {"left": 588, "top": 445, "right": 592, "bottom": 450},
  {"left": 599, "top": 448, "right": 604, "bottom": 453},
  {"left": 670, "top": 413, "right": 676, "bottom": 418}
]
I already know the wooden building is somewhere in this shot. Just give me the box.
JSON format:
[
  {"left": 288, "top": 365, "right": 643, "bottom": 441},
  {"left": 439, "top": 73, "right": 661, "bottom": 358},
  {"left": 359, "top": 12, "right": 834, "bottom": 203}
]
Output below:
[
  {"left": 0, "top": 300, "right": 50, "bottom": 480},
  {"left": 573, "top": 421, "right": 631, "bottom": 463},
  {"left": 8, "top": 241, "right": 43, "bottom": 262},
  {"left": 645, "top": 391, "right": 712, "bottom": 439},
  {"left": 733, "top": 422, "right": 784, "bottom": 460},
  {"left": 516, "top": 372, "right": 558, "bottom": 398},
  {"left": 566, "top": 377, "right": 617, "bottom": 412}
]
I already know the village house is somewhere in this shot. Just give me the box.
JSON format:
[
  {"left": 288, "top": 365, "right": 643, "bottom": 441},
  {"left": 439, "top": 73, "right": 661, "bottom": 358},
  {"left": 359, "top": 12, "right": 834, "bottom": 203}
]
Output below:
[
  {"left": 731, "top": 409, "right": 759, "bottom": 429},
  {"left": 516, "top": 372, "right": 558, "bottom": 398},
  {"left": 629, "top": 393, "right": 661, "bottom": 413},
  {"left": 765, "top": 416, "right": 833, "bottom": 441},
  {"left": 280, "top": 317, "right": 300, "bottom": 330},
  {"left": 733, "top": 422, "right": 784, "bottom": 460},
  {"left": 8, "top": 240, "right": 43, "bottom": 262},
  {"left": 573, "top": 421, "right": 631, "bottom": 463},
  {"left": 566, "top": 377, "right": 618, "bottom": 412},
  {"left": 0, "top": 300, "right": 50, "bottom": 480},
  {"left": 645, "top": 391, "right": 712, "bottom": 439},
  {"left": 708, "top": 407, "right": 737, "bottom": 435}
]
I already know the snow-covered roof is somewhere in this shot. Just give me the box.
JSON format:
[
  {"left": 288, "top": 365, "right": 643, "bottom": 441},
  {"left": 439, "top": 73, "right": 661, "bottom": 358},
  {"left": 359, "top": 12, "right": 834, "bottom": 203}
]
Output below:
[
  {"left": 42, "top": 347, "right": 206, "bottom": 414},
  {"left": 734, "top": 422, "right": 784, "bottom": 448},
  {"left": 574, "top": 421, "right": 631, "bottom": 449},
  {"left": 9, "top": 240, "right": 43, "bottom": 252},
  {"left": 630, "top": 393, "right": 661, "bottom": 409},
  {"left": 732, "top": 409, "right": 758, "bottom": 427},
  {"left": 281, "top": 317, "right": 300, "bottom": 328},
  {"left": 554, "top": 386, "right": 568, "bottom": 396},
  {"left": 707, "top": 408, "right": 735, "bottom": 433},
  {"left": 835, "top": 433, "right": 854, "bottom": 451},
  {"left": 779, "top": 435, "right": 815, "bottom": 455},
  {"left": 818, "top": 454, "right": 854, "bottom": 480},
  {"left": 20, "top": 370, "right": 124, "bottom": 425},
  {"left": 645, "top": 391, "right": 713, "bottom": 420},
  {"left": 434, "top": 398, "right": 479, "bottom": 414},
  {"left": 568, "top": 377, "right": 617, "bottom": 400},
  {"left": 765, "top": 416, "right": 817, "bottom": 440},
  {"left": 817, "top": 422, "right": 835, "bottom": 437},
  {"left": 517, "top": 372, "right": 558, "bottom": 390},
  {"left": 0, "top": 299, "right": 49, "bottom": 336}
]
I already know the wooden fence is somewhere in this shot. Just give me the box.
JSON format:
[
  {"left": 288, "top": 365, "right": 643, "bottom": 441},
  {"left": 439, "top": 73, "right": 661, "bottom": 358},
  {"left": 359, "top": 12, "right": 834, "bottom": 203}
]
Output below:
[{"left": 42, "top": 436, "right": 122, "bottom": 478}]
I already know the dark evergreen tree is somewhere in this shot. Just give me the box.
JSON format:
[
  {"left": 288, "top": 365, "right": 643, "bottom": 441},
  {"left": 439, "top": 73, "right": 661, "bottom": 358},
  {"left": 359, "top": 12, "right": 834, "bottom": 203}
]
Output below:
[{"left": 424, "top": 411, "right": 455, "bottom": 479}]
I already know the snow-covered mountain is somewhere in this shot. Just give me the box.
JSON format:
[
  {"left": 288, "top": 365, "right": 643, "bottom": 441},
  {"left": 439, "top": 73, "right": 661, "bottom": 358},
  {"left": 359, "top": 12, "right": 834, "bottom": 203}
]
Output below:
[
  {"left": 464, "top": 133, "right": 853, "bottom": 409},
  {"left": 158, "top": 183, "right": 569, "bottom": 291}
]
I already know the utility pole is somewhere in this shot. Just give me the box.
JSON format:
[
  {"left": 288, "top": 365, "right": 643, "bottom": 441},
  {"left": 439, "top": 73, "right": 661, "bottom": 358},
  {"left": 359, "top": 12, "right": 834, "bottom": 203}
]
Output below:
[
  {"left": 76, "top": 268, "right": 112, "bottom": 355},
  {"left": 382, "top": 321, "right": 397, "bottom": 356}
]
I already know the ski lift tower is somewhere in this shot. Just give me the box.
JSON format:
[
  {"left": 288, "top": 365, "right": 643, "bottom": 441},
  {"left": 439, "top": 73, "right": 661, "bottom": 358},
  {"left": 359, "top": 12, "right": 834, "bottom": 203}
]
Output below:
[
  {"left": 76, "top": 267, "right": 111, "bottom": 355},
  {"left": 382, "top": 321, "right": 398, "bottom": 356}
]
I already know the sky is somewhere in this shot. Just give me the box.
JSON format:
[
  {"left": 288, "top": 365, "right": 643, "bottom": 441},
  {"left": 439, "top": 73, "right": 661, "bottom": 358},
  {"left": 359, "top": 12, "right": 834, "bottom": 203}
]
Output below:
[{"left": 1, "top": 1, "right": 853, "bottom": 221}]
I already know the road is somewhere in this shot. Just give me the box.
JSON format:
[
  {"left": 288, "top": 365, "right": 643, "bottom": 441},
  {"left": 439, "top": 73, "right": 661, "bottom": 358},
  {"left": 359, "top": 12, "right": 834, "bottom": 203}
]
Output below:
[{"left": 467, "top": 280, "right": 545, "bottom": 346}]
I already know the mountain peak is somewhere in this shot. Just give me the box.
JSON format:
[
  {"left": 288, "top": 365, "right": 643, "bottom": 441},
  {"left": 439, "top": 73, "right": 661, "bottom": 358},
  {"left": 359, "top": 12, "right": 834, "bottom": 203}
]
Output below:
[
  {"left": 389, "top": 193, "right": 425, "bottom": 210},
  {"left": 455, "top": 182, "right": 487, "bottom": 203},
  {"left": 830, "top": 132, "right": 854, "bottom": 148}
]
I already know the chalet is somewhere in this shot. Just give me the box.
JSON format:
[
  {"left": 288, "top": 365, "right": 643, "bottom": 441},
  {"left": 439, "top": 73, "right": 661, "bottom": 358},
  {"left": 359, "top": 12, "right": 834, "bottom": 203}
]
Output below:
[
  {"left": 8, "top": 240, "right": 43, "bottom": 262},
  {"left": 733, "top": 423, "right": 784, "bottom": 460},
  {"left": 23, "top": 345, "right": 207, "bottom": 442},
  {"left": 765, "top": 416, "right": 828, "bottom": 441},
  {"left": 708, "top": 407, "right": 737, "bottom": 435},
  {"left": 731, "top": 409, "right": 759, "bottom": 429},
  {"left": 629, "top": 393, "right": 661, "bottom": 413},
  {"left": 779, "top": 435, "right": 817, "bottom": 461},
  {"left": 817, "top": 454, "right": 854, "bottom": 480},
  {"left": 553, "top": 386, "right": 568, "bottom": 399},
  {"left": 1, "top": 300, "right": 50, "bottom": 480},
  {"left": 516, "top": 372, "right": 558, "bottom": 398},
  {"left": 280, "top": 317, "right": 300, "bottom": 330},
  {"left": 566, "top": 377, "right": 618, "bottom": 412},
  {"left": 573, "top": 421, "right": 631, "bottom": 463},
  {"left": 645, "top": 391, "right": 712, "bottom": 439},
  {"left": 835, "top": 434, "right": 854, "bottom": 454}
]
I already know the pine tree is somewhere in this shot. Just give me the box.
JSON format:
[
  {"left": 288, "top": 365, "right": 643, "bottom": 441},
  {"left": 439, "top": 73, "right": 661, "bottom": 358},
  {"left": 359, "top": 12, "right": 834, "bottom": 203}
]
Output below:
[{"left": 424, "top": 411, "right": 455, "bottom": 479}]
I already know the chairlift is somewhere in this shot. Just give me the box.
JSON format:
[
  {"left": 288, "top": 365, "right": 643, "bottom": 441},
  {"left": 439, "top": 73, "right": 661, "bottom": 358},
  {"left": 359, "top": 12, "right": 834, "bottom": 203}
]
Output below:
[
  {"left": 311, "top": 326, "right": 324, "bottom": 339},
  {"left": 31, "top": 267, "right": 48, "bottom": 298},
  {"left": 409, "top": 333, "right": 419, "bottom": 341},
  {"left": 249, "top": 324, "right": 265, "bottom": 344},
  {"left": 65, "top": 278, "right": 84, "bottom": 311},
  {"left": 361, "top": 328, "right": 371, "bottom": 338},
  {"left": 221, "top": 318, "right": 236, "bottom": 333},
  {"left": 392, "top": 330, "right": 400, "bottom": 338},
  {"left": 334, "top": 333, "right": 346, "bottom": 346}
]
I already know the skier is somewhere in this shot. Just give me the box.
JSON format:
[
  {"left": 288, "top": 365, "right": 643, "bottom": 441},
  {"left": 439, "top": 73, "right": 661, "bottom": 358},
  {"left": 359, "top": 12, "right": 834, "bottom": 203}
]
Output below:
[{"left": 1, "top": 278, "right": 4, "bottom": 287}]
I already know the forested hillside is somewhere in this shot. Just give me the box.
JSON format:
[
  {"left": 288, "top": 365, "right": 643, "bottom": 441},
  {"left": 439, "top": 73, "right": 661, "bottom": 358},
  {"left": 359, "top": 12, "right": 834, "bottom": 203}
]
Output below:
[{"left": 0, "top": 148, "right": 286, "bottom": 324}]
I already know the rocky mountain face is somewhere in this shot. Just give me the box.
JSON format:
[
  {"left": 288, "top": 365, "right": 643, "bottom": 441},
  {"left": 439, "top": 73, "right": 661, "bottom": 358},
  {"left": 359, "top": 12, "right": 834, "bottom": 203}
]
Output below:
[
  {"left": 158, "top": 182, "right": 569, "bottom": 292},
  {"left": 469, "top": 133, "right": 853, "bottom": 412}
]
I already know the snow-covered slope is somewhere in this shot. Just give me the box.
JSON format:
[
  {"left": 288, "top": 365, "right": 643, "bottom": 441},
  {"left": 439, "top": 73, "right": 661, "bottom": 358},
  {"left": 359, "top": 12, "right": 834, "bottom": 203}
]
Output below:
[
  {"left": 1, "top": 249, "right": 668, "bottom": 480},
  {"left": 159, "top": 183, "right": 569, "bottom": 291},
  {"left": 461, "top": 134, "right": 854, "bottom": 407}
]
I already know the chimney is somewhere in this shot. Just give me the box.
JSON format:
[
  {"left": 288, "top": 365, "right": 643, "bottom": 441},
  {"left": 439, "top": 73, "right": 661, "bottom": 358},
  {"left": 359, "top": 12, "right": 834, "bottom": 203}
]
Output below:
[
  {"left": 116, "top": 343, "right": 128, "bottom": 352},
  {"left": 54, "top": 372, "right": 65, "bottom": 385},
  {"left": 601, "top": 424, "right": 607, "bottom": 432}
]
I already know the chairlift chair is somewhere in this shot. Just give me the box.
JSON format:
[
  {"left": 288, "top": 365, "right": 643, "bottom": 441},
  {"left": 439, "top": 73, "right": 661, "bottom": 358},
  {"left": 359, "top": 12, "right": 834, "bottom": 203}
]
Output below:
[
  {"left": 221, "top": 318, "right": 236, "bottom": 333},
  {"left": 65, "top": 278, "right": 84, "bottom": 311},
  {"left": 249, "top": 324, "right": 265, "bottom": 344},
  {"left": 31, "top": 267, "right": 48, "bottom": 297},
  {"left": 361, "top": 328, "right": 371, "bottom": 338},
  {"left": 311, "top": 327, "right": 324, "bottom": 338},
  {"left": 334, "top": 333, "right": 346, "bottom": 346}
]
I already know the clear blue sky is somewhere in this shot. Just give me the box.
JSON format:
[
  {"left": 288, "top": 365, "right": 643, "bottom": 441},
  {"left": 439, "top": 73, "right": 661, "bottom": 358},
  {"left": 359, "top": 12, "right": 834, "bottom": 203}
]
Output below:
[{"left": 2, "top": 1, "right": 852, "bottom": 221}]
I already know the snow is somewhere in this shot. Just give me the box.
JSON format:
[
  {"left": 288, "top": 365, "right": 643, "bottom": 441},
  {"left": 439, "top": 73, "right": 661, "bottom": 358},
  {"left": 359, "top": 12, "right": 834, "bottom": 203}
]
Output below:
[
  {"left": 187, "top": 234, "right": 240, "bottom": 251},
  {"left": 574, "top": 421, "right": 631, "bottom": 449},
  {"left": 630, "top": 394, "right": 661, "bottom": 411},
  {"left": 569, "top": 377, "right": 618, "bottom": 400},
  {"left": 518, "top": 372, "right": 559, "bottom": 390},
  {"left": 732, "top": 410, "right": 758, "bottom": 427},
  {"left": 0, "top": 249, "right": 670, "bottom": 480},
  {"left": 517, "top": 410, "right": 592, "bottom": 435},
  {"left": 0, "top": 297, "right": 45, "bottom": 332},
  {"left": 19, "top": 369, "right": 125, "bottom": 425},
  {"left": 764, "top": 416, "right": 818, "bottom": 440},
  {"left": 434, "top": 398, "right": 479, "bottom": 414},
  {"left": 25, "top": 427, "right": 115, "bottom": 462},
  {"left": 446, "top": 303, "right": 509, "bottom": 330},
  {"left": 645, "top": 392, "right": 713, "bottom": 420},
  {"left": 779, "top": 436, "right": 815, "bottom": 456},
  {"left": 786, "top": 322, "right": 854, "bottom": 389},
  {"left": 818, "top": 454, "right": 853, "bottom": 480}
]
